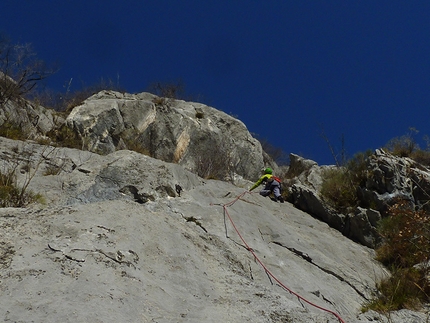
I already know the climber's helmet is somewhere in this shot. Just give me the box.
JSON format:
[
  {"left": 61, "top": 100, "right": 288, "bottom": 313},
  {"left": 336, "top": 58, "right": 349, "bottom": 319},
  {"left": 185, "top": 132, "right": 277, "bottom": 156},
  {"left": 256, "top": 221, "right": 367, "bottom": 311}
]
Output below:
[{"left": 264, "top": 167, "right": 273, "bottom": 175}]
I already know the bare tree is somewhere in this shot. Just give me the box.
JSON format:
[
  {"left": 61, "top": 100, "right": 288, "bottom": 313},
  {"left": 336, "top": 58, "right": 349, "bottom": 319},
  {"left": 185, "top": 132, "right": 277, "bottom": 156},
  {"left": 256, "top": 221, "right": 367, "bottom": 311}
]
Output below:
[
  {"left": 257, "top": 137, "right": 289, "bottom": 165},
  {"left": 0, "top": 35, "right": 55, "bottom": 106},
  {"left": 318, "top": 123, "right": 347, "bottom": 167},
  {"left": 147, "top": 80, "right": 207, "bottom": 105}
]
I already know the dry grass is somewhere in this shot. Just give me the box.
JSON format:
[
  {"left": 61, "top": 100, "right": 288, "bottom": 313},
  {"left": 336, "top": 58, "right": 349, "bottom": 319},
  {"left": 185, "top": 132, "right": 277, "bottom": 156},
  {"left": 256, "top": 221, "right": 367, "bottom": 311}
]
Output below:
[
  {"left": 364, "top": 200, "right": 430, "bottom": 311},
  {"left": 320, "top": 151, "right": 370, "bottom": 213},
  {"left": 0, "top": 163, "right": 43, "bottom": 207}
]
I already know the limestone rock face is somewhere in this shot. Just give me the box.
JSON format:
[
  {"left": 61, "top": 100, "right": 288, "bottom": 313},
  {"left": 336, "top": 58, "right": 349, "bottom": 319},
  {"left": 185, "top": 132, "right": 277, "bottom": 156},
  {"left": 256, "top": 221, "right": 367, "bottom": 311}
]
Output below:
[
  {"left": 1, "top": 137, "right": 426, "bottom": 323},
  {"left": 287, "top": 154, "right": 345, "bottom": 231},
  {"left": 66, "top": 91, "right": 266, "bottom": 181},
  {"left": 287, "top": 151, "right": 430, "bottom": 249},
  {"left": 362, "top": 148, "right": 430, "bottom": 213},
  {"left": 0, "top": 98, "right": 56, "bottom": 137},
  {"left": 346, "top": 207, "right": 381, "bottom": 248}
]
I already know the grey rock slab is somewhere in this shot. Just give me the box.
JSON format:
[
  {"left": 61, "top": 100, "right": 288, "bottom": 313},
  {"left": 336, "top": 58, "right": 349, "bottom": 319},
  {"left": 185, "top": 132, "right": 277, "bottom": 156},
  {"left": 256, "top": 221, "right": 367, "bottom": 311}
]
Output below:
[
  {"left": 0, "top": 186, "right": 382, "bottom": 322},
  {"left": 0, "top": 138, "right": 427, "bottom": 323}
]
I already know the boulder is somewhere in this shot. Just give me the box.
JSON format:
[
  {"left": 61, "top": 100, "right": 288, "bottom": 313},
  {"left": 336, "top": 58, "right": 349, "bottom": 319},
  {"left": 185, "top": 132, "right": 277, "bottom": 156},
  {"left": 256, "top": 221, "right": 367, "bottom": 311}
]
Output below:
[
  {"left": 345, "top": 207, "right": 382, "bottom": 247},
  {"left": 287, "top": 154, "right": 346, "bottom": 231},
  {"left": 66, "top": 90, "right": 268, "bottom": 181},
  {"left": 288, "top": 153, "right": 318, "bottom": 179},
  {"left": 290, "top": 183, "right": 345, "bottom": 231}
]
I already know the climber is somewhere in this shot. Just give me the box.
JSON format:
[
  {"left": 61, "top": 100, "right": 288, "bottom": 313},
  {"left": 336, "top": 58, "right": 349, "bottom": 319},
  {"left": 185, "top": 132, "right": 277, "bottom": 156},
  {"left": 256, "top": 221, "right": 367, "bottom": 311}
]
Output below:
[{"left": 249, "top": 167, "right": 284, "bottom": 203}]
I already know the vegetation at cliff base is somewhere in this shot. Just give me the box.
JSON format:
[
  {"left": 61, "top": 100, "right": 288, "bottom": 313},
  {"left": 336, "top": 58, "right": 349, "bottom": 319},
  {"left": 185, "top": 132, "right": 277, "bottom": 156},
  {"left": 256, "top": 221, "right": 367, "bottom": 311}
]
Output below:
[{"left": 364, "top": 200, "right": 430, "bottom": 311}]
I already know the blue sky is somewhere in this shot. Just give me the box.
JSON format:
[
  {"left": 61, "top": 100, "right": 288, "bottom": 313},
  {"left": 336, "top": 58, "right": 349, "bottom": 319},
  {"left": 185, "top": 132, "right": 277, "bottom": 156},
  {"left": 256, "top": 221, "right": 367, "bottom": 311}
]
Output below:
[{"left": 3, "top": 1, "right": 430, "bottom": 165}]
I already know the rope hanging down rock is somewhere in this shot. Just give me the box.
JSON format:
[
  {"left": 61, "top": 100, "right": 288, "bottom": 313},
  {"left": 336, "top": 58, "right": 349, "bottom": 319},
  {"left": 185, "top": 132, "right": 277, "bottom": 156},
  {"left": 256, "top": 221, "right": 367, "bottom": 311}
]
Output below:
[{"left": 213, "top": 191, "right": 346, "bottom": 323}]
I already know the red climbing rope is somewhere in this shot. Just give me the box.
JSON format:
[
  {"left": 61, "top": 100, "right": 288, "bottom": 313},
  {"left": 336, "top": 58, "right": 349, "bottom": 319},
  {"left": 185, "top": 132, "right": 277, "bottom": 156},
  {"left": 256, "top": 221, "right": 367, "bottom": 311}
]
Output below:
[{"left": 217, "top": 191, "right": 346, "bottom": 323}]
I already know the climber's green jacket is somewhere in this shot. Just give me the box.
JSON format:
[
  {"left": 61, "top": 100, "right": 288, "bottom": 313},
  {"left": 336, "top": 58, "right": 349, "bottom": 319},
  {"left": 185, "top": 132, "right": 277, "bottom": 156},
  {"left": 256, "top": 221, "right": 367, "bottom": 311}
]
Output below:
[{"left": 249, "top": 173, "right": 273, "bottom": 191}]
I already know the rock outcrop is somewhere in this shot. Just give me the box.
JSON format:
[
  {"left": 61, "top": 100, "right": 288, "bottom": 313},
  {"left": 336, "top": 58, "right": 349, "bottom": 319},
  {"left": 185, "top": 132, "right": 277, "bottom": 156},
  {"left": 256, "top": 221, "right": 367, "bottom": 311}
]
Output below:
[
  {"left": 287, "top": 153, "right": 346, "bottom": 231},
  {"left": 65, "top": 90, "right": 269, "bottom": 181},
  {"left": 287, "top": 151, "right": 430, "bottom": 249},
  {"left": 1, "top": 136, "right": 427, "bottom": 322},
  {"left": 361, "top": 148, "right": 430, "bottom": 213},
  {"left": 0, "top": 97, "right": 58, "bottom": 137}
]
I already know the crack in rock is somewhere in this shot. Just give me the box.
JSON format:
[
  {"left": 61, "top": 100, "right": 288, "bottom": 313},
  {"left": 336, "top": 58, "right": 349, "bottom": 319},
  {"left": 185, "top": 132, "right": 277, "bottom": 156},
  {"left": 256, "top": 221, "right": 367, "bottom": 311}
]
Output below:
[
  {"left": 183, "top": 215, "right": 208, "bottom": 233},
  {"left": 271, "top": 241, "right": 368, "bottom": 300},
  {"left": 48, "top": 243, "right": 138, "bottom": 268}
]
